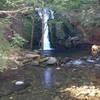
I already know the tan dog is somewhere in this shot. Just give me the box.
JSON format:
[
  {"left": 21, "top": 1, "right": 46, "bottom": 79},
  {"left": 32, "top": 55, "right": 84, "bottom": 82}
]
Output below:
[{"left": 91, "top": 45, "right": 100, "bottom": 55}]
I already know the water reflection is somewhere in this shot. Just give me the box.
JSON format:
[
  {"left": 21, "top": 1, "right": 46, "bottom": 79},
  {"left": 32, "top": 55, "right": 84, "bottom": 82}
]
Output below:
[{"left": 43, "top": 67, "right": 55, "bottom": 89}]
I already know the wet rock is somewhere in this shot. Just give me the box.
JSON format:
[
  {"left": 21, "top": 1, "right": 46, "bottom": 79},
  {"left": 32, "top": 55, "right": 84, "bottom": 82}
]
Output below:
[
  {"left": 9, "top": 96, "right": 13, "bottom": 100},
  {"left": 96, "top": 60, "right": 100, "bottom": 64},
  {"left": 94, "top": 64, "right": 100, "bottom": 67},
  {"left": 15, "top": 81, "right": 24, "bottom": 85},
  {"left": 89, "top": 91, "right": 96, "bottom": 96},
  {"left": 39, "top": 57, "right": 48, "bottom": 63},
  {"left": 7, "top": 61, "right": 18, "bottom": 70},
  {"left": 72, "top": 59, "right": 83, "bottom": 65},
  {"left": 63, "top": 57, "right": 72, "bottom": 63},
  {"left": 46, "top": 57, "right": 57, "bottom": 65},
  {"left": 67, "top": 59, "right": 83, "bottom": 65},
  {"left": 22, "top": 59, "right": 32, "bottom": 64},
  {"left": 96, "top": 57, "right": 100, "bottom": 61},
  {"left": 86, "top": 57, "right": 95, "bottom": 63},
  {"left": 72, "top": 69, "right": 77, "bottom": 71},
  {"left": 82, "top": 56, "right": 88, "bottom": 60},
  {"left": 60, "top": 64, "right": 64, "bottom": 67},
  {"left": 12, "top": 80, "right": 31, "bottom": 91},
  {"left": 86, "top": 59, "right": 95, "bottom": 63},
  {"left": 56, "top": 67, "right": 61, "bottom": 70},
  {"left": 11, "top": 67, "right": 18, "bottom": 70},
  {"left": 32, "top": 60, "right": 39, "bottom": 66}
]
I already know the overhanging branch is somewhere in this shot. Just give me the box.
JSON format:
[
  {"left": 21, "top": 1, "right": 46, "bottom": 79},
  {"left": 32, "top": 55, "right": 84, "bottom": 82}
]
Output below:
[{"left": 0, "top": 7, "right": 34, "bottom": 18}]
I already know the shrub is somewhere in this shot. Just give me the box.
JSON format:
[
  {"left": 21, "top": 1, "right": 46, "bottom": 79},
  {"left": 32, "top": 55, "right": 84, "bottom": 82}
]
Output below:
[
  {"left": 0, "top": 33, "right": 12, "bottom": 72},
  {"left": 11, "top": 33, "right": 27, "bottom": 48}
]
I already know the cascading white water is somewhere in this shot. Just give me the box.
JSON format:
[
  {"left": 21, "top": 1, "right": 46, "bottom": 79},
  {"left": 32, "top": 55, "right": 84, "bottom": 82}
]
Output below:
[{"left": 37, "top": 8, "right": 54, "bottom": 50}]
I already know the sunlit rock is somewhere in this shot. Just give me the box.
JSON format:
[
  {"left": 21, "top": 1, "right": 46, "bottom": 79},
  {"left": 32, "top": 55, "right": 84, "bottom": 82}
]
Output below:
[
  {"left": 15, "top": 81, "right": 24, "bottom": 85},
  {"left": 91, "top": 45, "right": 100, "bottom": 56},
  {"left": 25, "top": 53, "right": 40, "bottom": 58}
]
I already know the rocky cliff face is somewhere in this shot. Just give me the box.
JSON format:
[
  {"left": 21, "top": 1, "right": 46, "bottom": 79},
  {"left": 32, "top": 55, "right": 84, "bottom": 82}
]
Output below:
[
  {"left": 88, "top": 27, "right": 100, "bottom": 45},
  {"left": 48, "top": 19, "right": 84, "bottom": 48},
  {"left": 3, "top": 11, "right": 100, "bottom": 49}
]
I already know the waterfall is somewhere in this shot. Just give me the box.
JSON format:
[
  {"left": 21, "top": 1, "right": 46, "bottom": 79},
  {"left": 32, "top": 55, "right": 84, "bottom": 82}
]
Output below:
[{"left": 36, "top": 8, "right": 54, "bottom": 50}]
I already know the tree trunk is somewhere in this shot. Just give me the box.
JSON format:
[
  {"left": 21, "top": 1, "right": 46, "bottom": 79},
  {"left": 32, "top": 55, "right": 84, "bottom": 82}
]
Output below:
[
  {"left": 0, "top": 7, "right": 33, "bottom": 18},
  {"left": 99, "top": 0, "right": 100, "bottom": 4},
  {"left": 30, "top": 16, "right": 34, "bottom": 50},
  {"left": 0, "top": 11, "right": 17, "bottom": 18},
  {"left": 41, "top": 14, "right": 45, "bottom": 50}
]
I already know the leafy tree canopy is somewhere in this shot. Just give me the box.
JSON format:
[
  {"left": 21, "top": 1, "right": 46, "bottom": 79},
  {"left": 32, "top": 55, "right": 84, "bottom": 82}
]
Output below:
[{"left": 0, "top": 0, "right": 99, "bottom": 26}]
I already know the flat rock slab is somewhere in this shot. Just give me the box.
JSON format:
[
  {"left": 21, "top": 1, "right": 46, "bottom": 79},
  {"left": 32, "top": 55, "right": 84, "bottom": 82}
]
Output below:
[{"left": 25, "top": 54, "right": 40, "bottom": 58}]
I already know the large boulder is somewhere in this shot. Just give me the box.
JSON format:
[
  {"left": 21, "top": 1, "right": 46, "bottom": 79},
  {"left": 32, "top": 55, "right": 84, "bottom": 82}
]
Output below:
[{"left": 46, "top": 57, "right": 57, "bottom": 65}]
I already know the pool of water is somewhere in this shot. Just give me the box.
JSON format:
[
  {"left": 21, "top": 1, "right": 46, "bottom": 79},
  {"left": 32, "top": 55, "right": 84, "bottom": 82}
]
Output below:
[
  {"left": 42, "top": 48, "right": 91, "bottom": 57},
  {"left": 0, "top": 49, "right": 100, "bottom": 100}
]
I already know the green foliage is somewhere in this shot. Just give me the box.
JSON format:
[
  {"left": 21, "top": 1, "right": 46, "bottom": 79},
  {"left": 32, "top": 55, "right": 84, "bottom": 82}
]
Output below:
[
  {"left": 0, "top": 0, "right": 8, "bottom": 10},
  {"left": 11, "top": 33, "right": 27, "bottom": 48},
  {"left": 0, "top": 33, "right": 12, "bottom": 72},
  {"left": 0, "top": 0, "right": 99, "bottom": 27},
  {"left": 80, "top": 8, "right": 95, "bottom": 26},
  {"left": 48, "top": 0, "right": 99, "bottom": 27}
]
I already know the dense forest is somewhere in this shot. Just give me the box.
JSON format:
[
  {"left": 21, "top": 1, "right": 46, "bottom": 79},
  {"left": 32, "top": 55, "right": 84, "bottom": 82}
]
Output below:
[{"left": 0, "top": 0, "right": 100, "bottom": 100}]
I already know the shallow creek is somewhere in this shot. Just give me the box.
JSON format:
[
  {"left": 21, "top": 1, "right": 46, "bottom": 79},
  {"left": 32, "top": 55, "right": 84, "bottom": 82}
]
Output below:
[{"left": 0, "top": 50, "right": 100, "bottom": 100}]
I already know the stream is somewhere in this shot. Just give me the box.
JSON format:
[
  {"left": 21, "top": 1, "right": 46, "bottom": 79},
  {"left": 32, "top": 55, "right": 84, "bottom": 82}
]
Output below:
[{"left": 0, "top": 50, "right": 100, "bottom": 100}]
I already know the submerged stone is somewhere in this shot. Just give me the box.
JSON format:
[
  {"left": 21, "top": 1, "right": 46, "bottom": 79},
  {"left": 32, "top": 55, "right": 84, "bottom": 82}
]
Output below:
[
  {"left": 67, "top": 59, "right": 83, "bottom": 65},
  {"left": 12, "top": 80, "right": 30, "bottom": 91}
]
